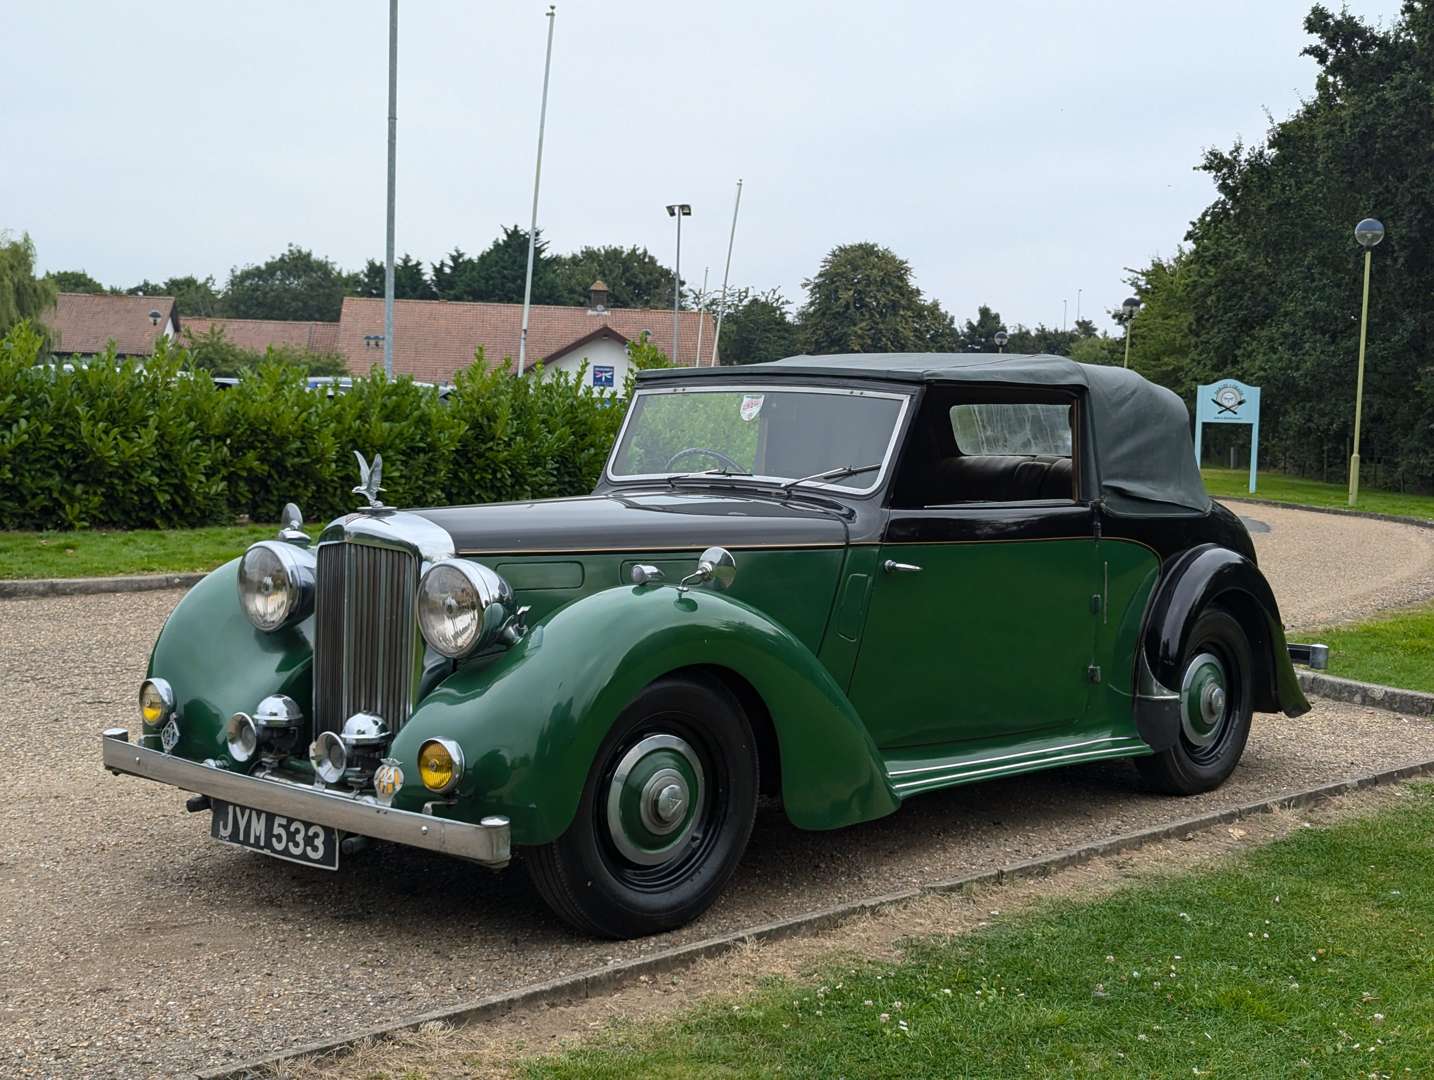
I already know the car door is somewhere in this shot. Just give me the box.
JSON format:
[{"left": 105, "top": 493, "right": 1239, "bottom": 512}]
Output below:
[{"left": 846, "top": 389, "right": 1098, "bottom": 750}]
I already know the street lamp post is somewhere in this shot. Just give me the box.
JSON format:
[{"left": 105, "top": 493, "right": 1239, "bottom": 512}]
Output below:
[
  {"left": 1121, "top": 296, "right": 1141, "bottom": 368},
  {"left": 1349, "top": 217, "right": 1385, "bottom": 505},
  {"left": 994, "top": 330, "right": 1008, "bottom": 354},
  {"left": 666, "top": 203, "right": 691, "bottom": 364},
  {"left": 383, "top": 0, "right": 398, "bottom": 379},
  {"left": 518, "top": 5, "right": 558, "bottom": 377}
]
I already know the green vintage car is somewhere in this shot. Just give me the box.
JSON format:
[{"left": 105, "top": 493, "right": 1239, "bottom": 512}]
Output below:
[{"left": 104, "top": 353, "right": 1321, "bottom": 938}]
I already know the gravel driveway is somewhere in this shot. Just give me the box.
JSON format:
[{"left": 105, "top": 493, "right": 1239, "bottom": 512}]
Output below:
[{"left": 3, "top": 505, "right": 1432, "bottom": 1078}]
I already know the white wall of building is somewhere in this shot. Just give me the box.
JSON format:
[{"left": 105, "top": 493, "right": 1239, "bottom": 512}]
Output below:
[{"left": 538, "top": 336, "right": 632, "bottom": 392}]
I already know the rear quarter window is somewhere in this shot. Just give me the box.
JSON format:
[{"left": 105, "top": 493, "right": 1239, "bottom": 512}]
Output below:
[{"left": 950, "top": 403, "right": 1072, "bottom": 457}]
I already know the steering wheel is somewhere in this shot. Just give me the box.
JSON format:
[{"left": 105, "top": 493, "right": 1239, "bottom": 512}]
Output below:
[{"left": 665, "top": 446, "right": 746, "bottom": 472}]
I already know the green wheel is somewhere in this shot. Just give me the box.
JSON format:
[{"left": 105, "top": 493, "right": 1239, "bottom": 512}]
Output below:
[
  {"left": 1136, "top": 608, "right": 1253, "bottom": 795},
  {"left": 526, "top": 675, "right": 759, "bottom": 938}
]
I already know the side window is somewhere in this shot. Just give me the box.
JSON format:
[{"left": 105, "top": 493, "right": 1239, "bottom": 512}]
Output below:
[{"left": 892, "top": 395, "right": 1078, "bottom": 507}]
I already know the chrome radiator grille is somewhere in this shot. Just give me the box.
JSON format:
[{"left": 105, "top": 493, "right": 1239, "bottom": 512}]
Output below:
[{"left": 313, "top": 541, "right": 419, "bottom": 736}]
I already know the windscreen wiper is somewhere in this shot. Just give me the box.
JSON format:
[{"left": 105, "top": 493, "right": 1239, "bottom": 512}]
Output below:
[
  {"left": 666, "top": 467, "right": 754, "bottom": 488},
  {"left": 779, "top": 463, "right": 881, "bottom": 492}
]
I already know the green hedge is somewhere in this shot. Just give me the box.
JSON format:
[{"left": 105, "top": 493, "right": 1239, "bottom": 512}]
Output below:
[{"left": 0, "top": 324, "right": 629, "bottom": 530}]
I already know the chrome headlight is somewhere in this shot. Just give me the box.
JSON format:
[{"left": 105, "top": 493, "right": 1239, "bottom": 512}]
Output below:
[
  {"left": 417, "top": 559, "right": 515, "bottom": 659},
  {"left": 139, "top": 678, "right": 174, "bottom": 728},
  {"left": 237, "top": 541, "right": 315, "bottom": 632}
]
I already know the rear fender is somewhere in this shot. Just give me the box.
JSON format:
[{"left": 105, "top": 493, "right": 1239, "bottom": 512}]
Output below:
[
  {"left": 1142, "top": 544, "right": 1310, "bottom": 721},
  {"left": 391, "top": 584, "right": 899, "bottom": 845}
]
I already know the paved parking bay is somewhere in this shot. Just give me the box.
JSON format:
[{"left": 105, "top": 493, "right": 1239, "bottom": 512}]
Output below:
[{"left": 4, "top": 503, "right": 1434, "bottom": 1077}]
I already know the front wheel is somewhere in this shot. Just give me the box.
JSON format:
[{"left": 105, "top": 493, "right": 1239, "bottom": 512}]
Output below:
[
  {"left": 526, "top": 675, "right": 759, "bottom": 938},
  {"left": 1135, "top": 608, "right": 1254, "bottom": 795}
]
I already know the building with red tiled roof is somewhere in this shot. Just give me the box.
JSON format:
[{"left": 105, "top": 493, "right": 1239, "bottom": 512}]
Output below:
[
  {"left": 46, "top": 293, "right": 178, "bottom": 357},
  {"left": 336, "top": 283, "right": 719, "bottom": 389},
  {"left": 183, "top": 317, "right": 340, "bottom": 354}
]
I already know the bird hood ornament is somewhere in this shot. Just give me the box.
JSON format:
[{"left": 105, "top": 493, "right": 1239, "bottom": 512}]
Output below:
[{"left": 352, "top": 451, "right": 388, "bottom": 511}]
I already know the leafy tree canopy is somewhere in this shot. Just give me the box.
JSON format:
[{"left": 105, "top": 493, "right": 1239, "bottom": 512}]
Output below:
[
  {"left": 356, "top": 253, "right": 437, "bottom": 300},
  {"left": 47, "top": 269, "right": 107, "bottom": 294},
  {"left": 717, "top": 287, "right": 802, "bottom": 365},
  {"left": 799, "top": 242, "right": 959, "bottom": 354},
  {"left": 431, "top": 227, "right": 563, "bottom": 305},
  {"left": 183, "top": 324, "right": 348, "bottom": 377},
  {"left": 555, "top": 245, "right": 675, "bottom": 308},
  {"left": 223, "top": 244, "right": 355, "bottom": 322},
  {"left": 126, "top": 274, "right": 222, "bottom": 317},
  {"left": 0, "top": 233, "right": 58, "bottom": 339}
]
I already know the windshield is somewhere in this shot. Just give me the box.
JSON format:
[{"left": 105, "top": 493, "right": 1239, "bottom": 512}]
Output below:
[{"left": 609, "top": 386, "right": 908, "bottom": 492}]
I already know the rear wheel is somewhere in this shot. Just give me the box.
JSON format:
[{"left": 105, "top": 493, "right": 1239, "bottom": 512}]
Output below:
[
  {"left": 526, "top": 675, "right": 759, "bottom": 938},
  {"left": 1136, "top": 608, "right": 1253, "bottom": 795}
]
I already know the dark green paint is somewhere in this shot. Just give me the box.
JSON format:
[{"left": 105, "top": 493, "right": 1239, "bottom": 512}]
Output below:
[
  {"left": 848, "top": 539, "right": 1099, "bottom": 749},
  {"left": 386, "top": 583, "right": 899, "bottom": 844}
]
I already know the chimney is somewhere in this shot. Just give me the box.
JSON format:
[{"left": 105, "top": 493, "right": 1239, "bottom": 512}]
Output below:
[{"left": 588, "top": 279, "right": 609, "bottom": 314}]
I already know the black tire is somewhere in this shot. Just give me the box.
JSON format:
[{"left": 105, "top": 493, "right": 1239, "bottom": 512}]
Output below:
[
  {"left": 525, "top": 675, "right": 759, "bottom": 938},
  {"left": 1135, "top": 608, "right": 1254, "bottom": 796}
]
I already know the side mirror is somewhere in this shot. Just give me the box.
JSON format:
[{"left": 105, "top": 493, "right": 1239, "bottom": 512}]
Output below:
[{"left": 678, "top": 546, "right": 736, "bottom": 594}]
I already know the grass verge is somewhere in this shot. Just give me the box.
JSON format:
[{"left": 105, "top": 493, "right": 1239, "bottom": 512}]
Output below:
[
  {"left": 523, "top": 787, "right": 1434, "bottom": 1079},
  {"left": 0, "top": 524, "right": 315, "bottom": 579},
  {"left": 1202, "top": 466, "right": 1434, "bottom": 522},
  {"left": 1309, "top": 600, "right": 1434, "bottom": 695}
]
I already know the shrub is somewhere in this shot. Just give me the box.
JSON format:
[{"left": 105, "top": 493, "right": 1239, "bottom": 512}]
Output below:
[{"left": 0, "top": 324, "right": 633, "bottom": 530}]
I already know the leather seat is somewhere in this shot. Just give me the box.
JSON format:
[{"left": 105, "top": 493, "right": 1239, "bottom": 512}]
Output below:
[{"left": 926, "top": 455, "right": 1073, "bottom": 504}]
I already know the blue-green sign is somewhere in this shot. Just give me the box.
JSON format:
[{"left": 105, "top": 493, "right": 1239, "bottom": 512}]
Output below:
[{"left": 1194, "top": 378, "right": 1260, "bottom": 493}]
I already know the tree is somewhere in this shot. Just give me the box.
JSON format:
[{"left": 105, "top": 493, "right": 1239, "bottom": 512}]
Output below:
[
  {"left": 1175, "top": 2, "right": 1434, "bottom": 485},
  {"left": 957, "top": 304, "right": 1005, "bottom": 352},
  {"left": 717, "top": 287, "right": 802, "bottom": 365},
  {"left": 431, "top": 227, "right": 563, "bottom": 304},
  {"left": 46, "top": 269, "right": 107, "bottom": 294},
  {"left": 356, "top": 254, "right": 436, "bottom": 300},
  {"left": 126, "top": 275, "right": 222, "bottom": 316},
  {"left": 554, "top": 245, "right": 675, "bottom": 308},
  {"left": 222, "top": 245, "right": 355, "bottom": 321},
  {"left": 0, "top": 233, "right": 58, "bottom": 339},
  {"left": 1118, "top": 250, "right": 1198, "bottom": 396},
  {"left": 799, "top": 242, "right": 958, "bottom": 354},
  {"left": 184, "top": 324, "right": 347, "bottom": 376}
]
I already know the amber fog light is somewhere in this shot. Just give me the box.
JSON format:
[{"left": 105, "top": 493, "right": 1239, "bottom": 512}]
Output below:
[
  {"left": 139, "top": 678, "right": 174, "bottom": 728},
  {"left": 418, "top": 737, "right": 464, "bottom": 794},
  {"left": 225, "top": 712, "right": 259, "bottom": 763}
]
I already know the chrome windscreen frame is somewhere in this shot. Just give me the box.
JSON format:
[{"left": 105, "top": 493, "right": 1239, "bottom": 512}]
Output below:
[{"left": 603, "top": 383, "right": 913, "bottom": 496}]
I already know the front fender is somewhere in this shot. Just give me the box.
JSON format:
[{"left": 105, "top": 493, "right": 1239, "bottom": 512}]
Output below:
[
  {"left": 147, "top": 559, "right": 315, "bottom": 761},
  {"left": 391, "top": 584, "right": 899, "bottom": 845},
  {"left": 1143, "top": 544, "right": 1309, "bottom": 718}
]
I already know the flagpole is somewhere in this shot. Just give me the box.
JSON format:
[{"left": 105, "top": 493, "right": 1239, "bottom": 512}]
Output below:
[
  {"left": 518, "top": 6, "right": 557, "bottom": 376},
  {"left": 710, "top": 178, "right": 742, "bottom": 366}
]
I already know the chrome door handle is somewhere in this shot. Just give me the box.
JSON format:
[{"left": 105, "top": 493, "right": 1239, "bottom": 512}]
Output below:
[{"left": 882, "top": 559, "right": 923, "bottom": 574}]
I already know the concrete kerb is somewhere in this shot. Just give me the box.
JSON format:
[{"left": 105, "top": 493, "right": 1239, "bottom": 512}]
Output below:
[
  {"left": 1298, "top": 669, "right": 1434, "bottom": 717},
  {"left": 194, "top": 756, "right": 1434, "bottom": 1080},
  {"left": 0, "top": 573, "right": 204, "bottom": 599},
  {"left": 1218, "top": 495, "right": 1434, "bottom": 530}
]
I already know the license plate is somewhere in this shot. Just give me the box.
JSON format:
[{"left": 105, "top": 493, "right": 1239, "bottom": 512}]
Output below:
[{"left": 210, "top": 799, "right": 339, "bottom": 870}]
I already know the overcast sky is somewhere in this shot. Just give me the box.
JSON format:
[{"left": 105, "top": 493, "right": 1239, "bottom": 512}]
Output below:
[{"left": 2, "top": 1, "right": 1403, "bottom": 331}]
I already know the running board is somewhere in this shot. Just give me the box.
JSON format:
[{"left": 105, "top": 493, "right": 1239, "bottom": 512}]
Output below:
[{"left": 883, "top": 734, "right": 1151, "bottom": 799}]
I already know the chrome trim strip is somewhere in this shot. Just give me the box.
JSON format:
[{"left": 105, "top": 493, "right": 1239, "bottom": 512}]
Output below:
[
  {"left": 101, "top": 730, "right": 509, "bottom": 867},
  {"left": 887, "top": 736, "right": 1130, "bottom": 778},
  {"left": 604, "top": 383, "right": 912, "bottom": 495},
  {"left": 891, "top": 742, "right": 1146, "bottom": 792}
]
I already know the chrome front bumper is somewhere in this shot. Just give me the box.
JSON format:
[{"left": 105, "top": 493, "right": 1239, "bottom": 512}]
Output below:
[{"left": 101, "top": 728, "right": 510, "bottom": 868}]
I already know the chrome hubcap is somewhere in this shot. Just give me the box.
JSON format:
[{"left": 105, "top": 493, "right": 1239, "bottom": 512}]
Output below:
[
  {"left": 1181, "top": 651, "right": 1227, "bottom": 748},
  {"left": 606, "top": 734, "right": 704, "bottom": 866}
]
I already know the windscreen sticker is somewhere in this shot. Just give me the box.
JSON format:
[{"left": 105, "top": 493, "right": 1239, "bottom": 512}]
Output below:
[{"left": 739, "top": 394, "right": 765, "bottom": 422}]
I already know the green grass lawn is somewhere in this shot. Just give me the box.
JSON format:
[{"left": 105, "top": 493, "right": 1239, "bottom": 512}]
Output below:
[
  {"left": 1202, "top": 466, "right": 1434, "bottom": 522},
  {"left": 524, "top": 787, "right": 1434, "bottom": 1079},
  {"left": 1308, "top": 600, "right": 1434, "bottom": 694},
  {"left": 0, "top": 524, "right": 317, "bottom": 579}
]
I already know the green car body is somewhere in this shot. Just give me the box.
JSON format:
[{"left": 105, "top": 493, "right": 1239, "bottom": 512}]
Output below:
[{"left": 107, "top": 353, "right": 1312, "bottom": 937}]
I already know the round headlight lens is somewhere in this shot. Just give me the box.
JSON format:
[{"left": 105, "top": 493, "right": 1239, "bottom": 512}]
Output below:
[
  {"left": 418, "top": 737, "right": 464, "bottom": 793},
  {"left": 139, "top": 678, "right": 174, "bottom": 728},
  {"left": 237, "top": 541, "right": 314, "bottom": 632},
  {"left": 417, "top": 560, "right": 513, "bottom": 659}
]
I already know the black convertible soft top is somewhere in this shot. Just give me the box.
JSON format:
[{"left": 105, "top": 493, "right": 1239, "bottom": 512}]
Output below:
[{"left": 640, "top": 352, "right": 1211, "bottom": 514}]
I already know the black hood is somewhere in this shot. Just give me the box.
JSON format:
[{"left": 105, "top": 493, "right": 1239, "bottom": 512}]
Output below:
[{"left": 413, "top": 490, "right": 849, "bottom": 555}]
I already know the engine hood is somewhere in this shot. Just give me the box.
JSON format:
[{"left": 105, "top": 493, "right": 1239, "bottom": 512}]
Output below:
[{"left": 412, "top": 490, "right": 849, "bottom": 555}]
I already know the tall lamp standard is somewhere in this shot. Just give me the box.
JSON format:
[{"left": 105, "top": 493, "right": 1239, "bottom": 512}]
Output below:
[
  {"left": 1121, "top": 296, "right": 1141, "bottom": 368},
  {"left": 1349, "top": 217, "right": 1385, "bottom": 505},
  {"left": 666, "top": 203, "right": 691, "bottom": 364},
  {"left": 994, "top": 330, "right": 1008, "bottom": 354}
]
